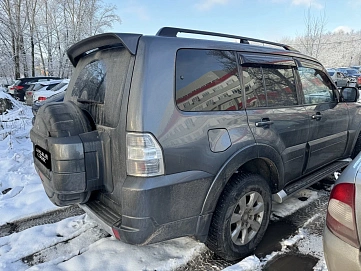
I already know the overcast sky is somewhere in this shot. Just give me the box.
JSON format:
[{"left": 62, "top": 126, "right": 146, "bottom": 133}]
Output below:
[{"left": 107, "top": 0, "right": 360, "bottom": 41}]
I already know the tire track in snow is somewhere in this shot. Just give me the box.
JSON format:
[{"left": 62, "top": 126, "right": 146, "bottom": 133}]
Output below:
[
  {"left": 0, "top": 214, "right": 109, "bottom": 271},
  {"left": 22, "top": 226, "right": 109, "bottom": 268},
  {"left": 0, "top": 205, "right": 84, "bottom": 237}
]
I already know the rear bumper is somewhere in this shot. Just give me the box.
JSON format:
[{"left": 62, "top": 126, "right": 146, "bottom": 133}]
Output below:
[
  {"left": 81, "top": 171, "right": 214, "bottom": 245},
  {"left": 323, "top": 226, "right": 361, "bottom": 271}
]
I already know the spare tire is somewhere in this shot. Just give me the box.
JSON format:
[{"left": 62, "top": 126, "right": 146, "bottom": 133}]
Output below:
[
  {"left": 31, "top": 101, "right": 100, "bottom": 206},
  {"left": 32, "top": 101, "right": 92, "bottom": 139}
]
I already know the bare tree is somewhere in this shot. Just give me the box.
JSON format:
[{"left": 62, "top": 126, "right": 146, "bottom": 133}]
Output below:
[
  {"left": 299, "top": 7, "right": 326, "bottom": 58},
  {"left": 0, "top": 0, "right": 120, "bottom": 80}
]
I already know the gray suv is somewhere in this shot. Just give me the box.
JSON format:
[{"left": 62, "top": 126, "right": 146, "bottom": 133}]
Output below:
[{"left": 30, "top": 27, "right": 361, "bottom": 261}]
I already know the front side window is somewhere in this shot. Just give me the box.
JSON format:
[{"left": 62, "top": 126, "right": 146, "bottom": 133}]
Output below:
[
  {"left": 175, "top": 49, "right": 242, "bottom": 111},
  {"left": 298, "top": 66, "right": 336, "bottom": 104}
]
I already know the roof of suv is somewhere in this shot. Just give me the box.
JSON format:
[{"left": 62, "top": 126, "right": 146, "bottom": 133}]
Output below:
[{"left": 67, "top": 27, "right": 312, "bottom": 67}]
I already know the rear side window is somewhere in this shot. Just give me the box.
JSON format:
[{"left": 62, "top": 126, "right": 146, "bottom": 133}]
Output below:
[
  {"left": 175, "top": 49, "right": 242, "bottom": 111},
  {"left": 243, "top": 65, "right": 298, "bottom": 108}
]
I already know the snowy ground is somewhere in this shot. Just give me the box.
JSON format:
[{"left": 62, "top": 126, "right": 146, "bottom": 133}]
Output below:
[{"left": 0, "top": 91, "right": 329, "bottom": 271}]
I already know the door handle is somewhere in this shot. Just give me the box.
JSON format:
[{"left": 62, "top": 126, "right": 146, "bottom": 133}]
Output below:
[
  {"left": 311, "top": 113, "right": 322, "bottom": 121},
  {"left": 255, "top": 118, "right": 274, "bottom": 127}
]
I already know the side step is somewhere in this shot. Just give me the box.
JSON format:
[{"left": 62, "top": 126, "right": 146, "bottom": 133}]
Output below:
[
  {"left": 79, "top": 200, "right": 122, "bottom": 236},
  {"left": 272, "top": 159, "right": 351, "bottom": 203}
]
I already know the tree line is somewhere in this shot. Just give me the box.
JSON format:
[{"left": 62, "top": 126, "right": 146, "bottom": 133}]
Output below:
[
  {"left": 280, "top": 8, "right": 361, "bottom": 69},
  {"left": 0, "top": 0, "right": 120, "bottom": 84}
]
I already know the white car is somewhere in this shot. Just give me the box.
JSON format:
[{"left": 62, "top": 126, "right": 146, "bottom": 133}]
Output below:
[
  {"left": 32, "top": 79, "right": 69, "bottom": 103},
  {"left": 25, "top": 80, "right": 63, "bottom": 105}
]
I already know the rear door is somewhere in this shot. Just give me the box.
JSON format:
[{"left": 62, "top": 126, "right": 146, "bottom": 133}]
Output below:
[
  {"left": 240, "top": 53, "right": 310, "bottom": 184},
  {"left": 296, "top": 59, "right": 349, "bottom": 173}
]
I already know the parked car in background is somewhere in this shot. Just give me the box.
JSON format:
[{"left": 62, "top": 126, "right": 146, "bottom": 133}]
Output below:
[
  {"left": 32, "top": 79, "right": 69, "bottom": 103},
  {"left": 25, "top": 80, "right": 63, "bottom": 105},
  {"left": 323, "top": 151, "right": 361, "bottom": 271},
  {"left": 327, "top": 69, "right": 349, "bottom": 87},
  {"left": 351, "top": 66, "right": 361, "bottom": 73},
  {"left": 337, "top": 67, "right": 361, "bottom": 88},
  {"left": 8, "top": 76, "right": 62, "bottom": 101},
  {"left": 32, "top": 91, "right": 65, "bottom": 124}
]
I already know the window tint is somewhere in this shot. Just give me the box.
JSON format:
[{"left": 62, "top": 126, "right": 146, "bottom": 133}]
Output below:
[
  {"left": 263, "top": 67, "right": 297, "bottom": 107},
  {"left": 243, "top": 66, "right": 266, "bottom": 107},
  {"left": 242, "top": 65, "right": 297, "bottom": 108},
  {"left": 298, "top": 66, "right": 335, "bottom": 104},
  {"left": 175, "top": 49, "right": 242, "bottom": 111},
  {"left": 72, "top": 60, "right": 106, "bottom": 103}
]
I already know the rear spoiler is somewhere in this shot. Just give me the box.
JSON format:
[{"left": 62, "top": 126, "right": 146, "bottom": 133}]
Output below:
[{"left": 67, "top": 33, "right": 142, "bottom": 66}]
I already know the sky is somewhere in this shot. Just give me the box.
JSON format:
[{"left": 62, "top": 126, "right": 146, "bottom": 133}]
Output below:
[{"left": 107, "top": 0, "right": 361, "bottom": 41}]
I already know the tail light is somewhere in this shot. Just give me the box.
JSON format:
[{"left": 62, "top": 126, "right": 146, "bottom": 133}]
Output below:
[
  {"left": 326, "top": 183, "right": 360, "bottom": 248},
  {"left": 357, "top": 76, "right": 361, "bottom": 85},
  {"left": 126, "top": 132, "right": 164, "bottom": 177},
  {"left": 27, "top": 92, "right": 33, "bottom": 95},
  {"left": 38, "top": 97, "right": 47, "bottom": 101},
  {"left": 14, "top": 86, "right": 24, "bottom": 90}
]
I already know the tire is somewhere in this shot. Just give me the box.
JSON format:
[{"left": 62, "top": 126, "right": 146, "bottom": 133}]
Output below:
[
  {"left": 352, "top": 132, "right": 361, "bottom": 159},
  {"left": 206, "top": 173, "right": 271, "bottom": 261},
  {"left": 31, "top": 101, "right": 94, "bottom": 205}
]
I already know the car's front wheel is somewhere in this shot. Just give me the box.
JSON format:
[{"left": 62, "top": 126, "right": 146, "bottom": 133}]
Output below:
[{"left": 206, "top": 173, "right": 271, "bottom": 261}]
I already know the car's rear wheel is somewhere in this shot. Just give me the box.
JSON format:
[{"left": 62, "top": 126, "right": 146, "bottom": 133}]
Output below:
[{"left": 206, "top": 173, "right": 271, "bottom": 261}]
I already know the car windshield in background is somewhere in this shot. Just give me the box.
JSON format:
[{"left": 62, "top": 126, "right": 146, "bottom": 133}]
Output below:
[
  {"left": 347, "top": 69, "right": 358, "bottom": 75},
  {"left": 328, "top": 71, "right": 335, "bottom": 76}
]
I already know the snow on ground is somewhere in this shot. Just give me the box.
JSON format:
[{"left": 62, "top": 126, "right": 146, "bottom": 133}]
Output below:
[{"left": 0, "top": 92, "right": 329, "bottom": 270}]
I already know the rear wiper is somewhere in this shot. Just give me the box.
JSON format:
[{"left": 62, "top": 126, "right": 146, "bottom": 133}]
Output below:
[{"left": 77, "top": 98, "right": 103, "bottom": 104}]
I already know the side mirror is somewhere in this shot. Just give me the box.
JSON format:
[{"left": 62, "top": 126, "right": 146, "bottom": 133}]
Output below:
[{"left": 340, "top": 87, "right": 359, "bottom": 102}]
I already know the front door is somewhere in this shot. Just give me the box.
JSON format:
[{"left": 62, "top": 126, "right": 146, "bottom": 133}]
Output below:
[
  {"left": 240, "top": 53, "right": 310, "bottom": 184},
  {"left": 297, "top": 60, "right": 349, "bottom": 173}
]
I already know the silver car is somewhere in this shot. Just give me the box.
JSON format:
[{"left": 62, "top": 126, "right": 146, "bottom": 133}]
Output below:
[{"left": 323, "top": 152, "right": 361, "bottom": 271}]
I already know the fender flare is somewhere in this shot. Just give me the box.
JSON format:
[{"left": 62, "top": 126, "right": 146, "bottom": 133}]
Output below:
[{"left": 200, "top": 143, "right": 284, "bottom": 216}]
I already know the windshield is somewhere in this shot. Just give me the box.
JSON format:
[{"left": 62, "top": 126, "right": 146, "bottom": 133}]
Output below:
[
  {"left": 347, "top": 69, "right": 358, "bottom": 75},
  {"left": 327, "top": 71, "right": 335, "bottom": 76}
]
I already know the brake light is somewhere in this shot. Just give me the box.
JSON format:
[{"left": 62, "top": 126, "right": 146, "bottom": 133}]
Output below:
[
  {"left": 126, "top": 132, "right": 164, "bottom": 177},
  {"left": 38, "top": 97, "right": 47, "bottom": 101},
  {"left": 14, "top": 86, "right": 23, "bottom": 90},
  {"left": 357, "top": 76, "right": 361, "bottom": 85},
  {"left": 28, "top": 92, "right": 33, "bottom": 95},
  {"left": 326, "top": 183, "right": 360, "bottom": 248}
]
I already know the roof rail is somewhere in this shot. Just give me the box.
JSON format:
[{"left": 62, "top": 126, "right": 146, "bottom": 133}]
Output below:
[{"left": 156, "top": 27, "right": 298, "bottom": 52}]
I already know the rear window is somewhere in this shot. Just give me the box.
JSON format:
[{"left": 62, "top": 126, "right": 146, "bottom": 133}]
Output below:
[
  {"left": 72, "top": 61, "right": 106, "bottom": 104},
  {"left": 51, "top": 82, "right": 68, "bottom": 91},
  {"left": 67, "top": 47, "right": 131, "bottom": 127}
]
